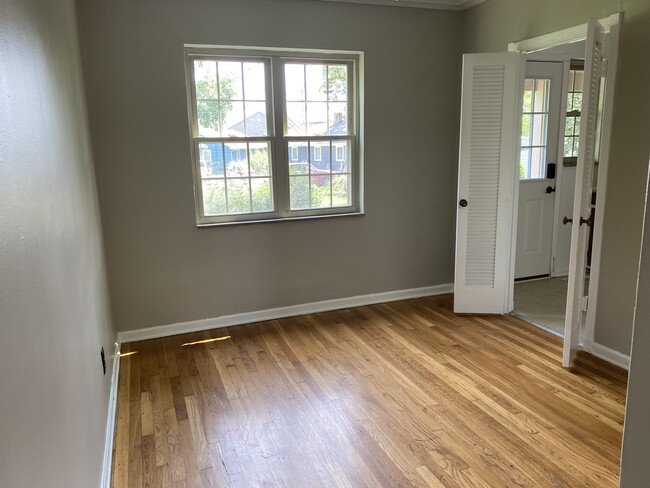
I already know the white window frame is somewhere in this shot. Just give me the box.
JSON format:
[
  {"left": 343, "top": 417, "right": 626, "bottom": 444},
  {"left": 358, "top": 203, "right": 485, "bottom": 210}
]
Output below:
[
  {"left": 313, "top": 145, "right": 322, "bottom": 162},
  {"left": 291, "top": 146, "right": 299, "bottom": 161},
  {"left": 185, "top": 45, "right": 364, "bottom": 226}
]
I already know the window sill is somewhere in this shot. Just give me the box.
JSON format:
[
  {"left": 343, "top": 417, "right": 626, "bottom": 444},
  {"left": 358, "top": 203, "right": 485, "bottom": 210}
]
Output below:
[{"left": 196, "top": 211, "right": 365, "bottom": 228}]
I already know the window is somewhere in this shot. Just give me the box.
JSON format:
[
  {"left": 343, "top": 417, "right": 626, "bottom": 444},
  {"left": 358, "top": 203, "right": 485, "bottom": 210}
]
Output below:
[
  {"left": 520, "top": 78, "right": 550, "bottom": 180},
  {"left": 200, "top": 148, "right": 212, "bottom": 163},
  {"left": 564, "top": 62, "right": 584, "bottom": 164},
  {"left": 185, "top": 46, "right": 362, "bottom": 225},
  {"left": 335, "top": 145, "right": 345, "bottom": 162}
]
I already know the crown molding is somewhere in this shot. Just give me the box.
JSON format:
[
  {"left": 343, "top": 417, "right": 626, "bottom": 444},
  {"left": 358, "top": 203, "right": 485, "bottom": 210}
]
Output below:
[{"left": 317, "top": 0, "right": 486, "bottom": 11}]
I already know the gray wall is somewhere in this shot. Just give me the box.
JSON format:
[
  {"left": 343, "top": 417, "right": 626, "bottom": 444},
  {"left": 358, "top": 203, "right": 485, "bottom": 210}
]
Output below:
[
  {"left": 620, "top": 163, "right": 650, "bottom": 486},
  {"left": 0, "top": 0, "right": 115, "bottom": 486},
  {"left": 462, "top": 0, "right": 650, "bottom": 356},
  {"left": 77, "top": 0, "right": 461, "bottom": 332}
]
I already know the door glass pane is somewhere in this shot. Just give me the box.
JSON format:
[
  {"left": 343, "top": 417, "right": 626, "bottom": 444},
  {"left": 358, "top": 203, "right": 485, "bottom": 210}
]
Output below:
[
  {"left": 520, "top": 148, "right": 531, "bottom": 179},
  {"left": 532, "top": 114, "right": 548, "bottom": 146},
  {"left": 520, "top": 77, "right": 551, "bottom": 180}
]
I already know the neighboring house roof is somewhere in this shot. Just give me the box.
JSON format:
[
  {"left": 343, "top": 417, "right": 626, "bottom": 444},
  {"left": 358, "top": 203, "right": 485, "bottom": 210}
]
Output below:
[
  {"left": 227, "top": 111, "right": 268, "bottom": 137},
  {"left": 329, "top": 115, "right": 347, "bottom": 136},
  {"left": 286, "top": 111, "right": 348, "bottom": 136}
]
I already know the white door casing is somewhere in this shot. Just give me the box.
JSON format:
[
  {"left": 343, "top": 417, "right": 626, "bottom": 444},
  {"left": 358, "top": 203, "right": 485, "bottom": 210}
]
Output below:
[
  {"left": 454, "top": 52, "right": 524, "bottom": 314},
  {"left": 563, "top": 20, "right": 605, "bottom": 367},
  {"left": 515, "top": 61, "right": 564, "bottom": 280}
]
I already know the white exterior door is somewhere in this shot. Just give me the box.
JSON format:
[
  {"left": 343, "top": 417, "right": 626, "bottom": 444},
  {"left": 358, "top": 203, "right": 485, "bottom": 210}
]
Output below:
[
  {"left": 454, "top": 52, "right": 524, "bottom": 314},
  {"left": 563, "top": 20, "right": 605, "bottom": 367},
  {"left": 515, "top": 61, "right": 564, "bottom": 279}
]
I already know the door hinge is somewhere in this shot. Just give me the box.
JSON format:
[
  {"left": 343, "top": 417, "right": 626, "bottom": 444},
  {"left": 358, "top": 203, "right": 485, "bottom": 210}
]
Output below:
[{"left": 581, "top": 296, "right": 589, "bottom": 312}]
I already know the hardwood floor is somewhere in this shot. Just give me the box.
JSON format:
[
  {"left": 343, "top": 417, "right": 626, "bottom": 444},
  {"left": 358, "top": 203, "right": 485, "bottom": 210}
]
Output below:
[{"left": 111, "top": 295, "right": 627, "bottom": 487}]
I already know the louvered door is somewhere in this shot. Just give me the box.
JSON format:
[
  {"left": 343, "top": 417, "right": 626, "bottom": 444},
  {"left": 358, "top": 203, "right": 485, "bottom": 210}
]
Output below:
[
  {"left": 563, "top": 20, "right": 605, "bottom": 367},
  {"left": 454, "top": 53, "right": 524, "bottom": 314}
]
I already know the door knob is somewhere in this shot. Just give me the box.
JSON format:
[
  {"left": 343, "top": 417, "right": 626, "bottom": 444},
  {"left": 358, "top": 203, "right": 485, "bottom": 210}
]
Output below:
[
  {"left": 563, "top": 216, "right": 573, "bottom": 225},
  {"left": 545, "top": 186, "right": 556, "bottom": 194},
  {"left": 580, "top": 216, "right": 593, "bottom": 227},
  {"left": 459, "top": 199, "right": 468, "bottom": 207}
]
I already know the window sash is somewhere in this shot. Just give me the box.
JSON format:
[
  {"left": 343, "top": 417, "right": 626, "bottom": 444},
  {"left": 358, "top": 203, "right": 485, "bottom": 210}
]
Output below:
[
  {"left": 186, "top": 47, "right": 361, "bottom": 225},
  {"left": 281, "top": 59, "right": 354, "bottom": 139}
]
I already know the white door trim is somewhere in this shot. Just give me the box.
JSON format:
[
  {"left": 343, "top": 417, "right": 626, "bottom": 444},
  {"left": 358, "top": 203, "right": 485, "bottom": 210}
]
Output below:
[
  {"left": 101, "top": 342, "right": 121, "bottom": 488},
  {"left": 508, "top": 13, "right": 621, "bottom": 354},
  {"left": 583, "top": 13, "right": 621, "bottom": 352},
  {"left": 508, "top": 14, "right": 619, "bottom": 54}
]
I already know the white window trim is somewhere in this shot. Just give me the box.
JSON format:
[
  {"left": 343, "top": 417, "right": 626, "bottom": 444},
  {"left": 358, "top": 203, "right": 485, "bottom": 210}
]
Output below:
[
  {"left": 184, "top": 45, "right": 364, "bottom": 226},
  {"left": 313, "top": 145, "right": 322, "bottom": 162},
  {"left": 200, "top": 148, "right": 212, "bottom": 162},
  {"left": 291, "top": 146, "right": 299, "bottom": 161},
  {"left": 335, "top": 145, "right": 345, "bottom": 162}
]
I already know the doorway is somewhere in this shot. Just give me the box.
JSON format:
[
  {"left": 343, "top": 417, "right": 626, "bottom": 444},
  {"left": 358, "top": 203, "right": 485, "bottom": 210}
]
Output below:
[
  {"left": 513, "top": 56, "right": 578, "bottom": 336},
  {"left": 513, "top": 41, "right": 599, "bottom": 343},
  {"left": 515, "top": 61, "right": 563, "bottom": 282}
]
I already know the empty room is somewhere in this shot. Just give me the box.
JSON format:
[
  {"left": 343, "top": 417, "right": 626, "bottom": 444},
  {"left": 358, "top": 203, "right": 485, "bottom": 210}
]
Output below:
[{"left": 2, "top": 0, "right": 650, "bottom": 486}]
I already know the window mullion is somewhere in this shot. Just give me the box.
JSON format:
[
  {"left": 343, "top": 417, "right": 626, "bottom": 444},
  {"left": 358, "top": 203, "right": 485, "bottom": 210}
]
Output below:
[
  {"left": 272, "top": 56, "right": 290, "bottom": 217},
  {"left": 221, "top": 143, "right": 230, "bottom": 213}
]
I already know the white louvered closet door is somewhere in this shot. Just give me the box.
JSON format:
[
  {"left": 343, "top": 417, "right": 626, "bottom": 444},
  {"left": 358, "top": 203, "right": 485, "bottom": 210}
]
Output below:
[
  {"left": 454, "top": 53, "right": 524, "bottom": 314},
  {"left": 563, "top": 20, "right": 605, "bottom": 367}
]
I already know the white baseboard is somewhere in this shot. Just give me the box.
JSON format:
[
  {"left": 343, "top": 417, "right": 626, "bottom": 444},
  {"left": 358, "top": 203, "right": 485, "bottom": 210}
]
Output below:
[
  {"left": 586, "top": 341, "right": 630, "bottom": 370},
  {"left": 101, "top": 342, "right": 121, "bottom": 488},
  {"left": 117, "top": 283, "right": 454, "bottom": 343}
]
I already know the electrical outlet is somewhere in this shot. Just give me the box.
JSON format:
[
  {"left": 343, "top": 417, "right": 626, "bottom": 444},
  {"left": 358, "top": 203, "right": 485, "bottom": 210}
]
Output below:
[{"left": 101, "top": 347, "right": 106, "bottom": 375}]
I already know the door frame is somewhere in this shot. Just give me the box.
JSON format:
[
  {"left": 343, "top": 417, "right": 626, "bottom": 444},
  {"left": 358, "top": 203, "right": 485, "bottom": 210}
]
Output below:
[{"left": 507, "top": 13, "right": 621, "bottom": 352}]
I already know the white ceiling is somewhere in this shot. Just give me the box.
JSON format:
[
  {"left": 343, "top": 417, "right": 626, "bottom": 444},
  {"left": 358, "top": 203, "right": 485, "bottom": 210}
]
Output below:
[{"left": 318, "top": 0, "right": 486, "bottom": 10}]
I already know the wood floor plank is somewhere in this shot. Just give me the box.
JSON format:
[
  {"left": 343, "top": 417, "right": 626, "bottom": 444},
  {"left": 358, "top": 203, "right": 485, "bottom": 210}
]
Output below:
[{"left": 112, "top": 295, "right": 627, "bottom": 487}]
